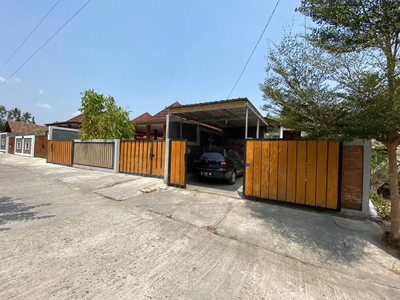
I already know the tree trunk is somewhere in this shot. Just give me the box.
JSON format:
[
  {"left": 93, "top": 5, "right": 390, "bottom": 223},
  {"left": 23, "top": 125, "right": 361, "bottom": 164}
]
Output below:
[{"left": 387, "top": 142, "right": 400, "bottom": 240}]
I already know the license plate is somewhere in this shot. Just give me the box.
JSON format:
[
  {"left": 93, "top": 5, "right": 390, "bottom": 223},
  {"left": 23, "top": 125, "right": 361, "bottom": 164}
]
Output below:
[{"left": 201, "top": 172, "right": 212, "bottom": 177}]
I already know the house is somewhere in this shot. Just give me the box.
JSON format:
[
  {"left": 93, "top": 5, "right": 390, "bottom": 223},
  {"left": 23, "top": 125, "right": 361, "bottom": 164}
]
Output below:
[
  {"left": 131, "top": 112, "right": 163, "bottom": 139},
  {"left": 132, "top": 101, "right": 223, "bottom": 146},
  {"left": 0, "top": 120, "right": 47, "bottom": 155},
  {"left": 45, "top": 114, "right": 83, "bottom": 129},
  {"left": 3, "top": 120, "right": 47, "bottom": 135}
]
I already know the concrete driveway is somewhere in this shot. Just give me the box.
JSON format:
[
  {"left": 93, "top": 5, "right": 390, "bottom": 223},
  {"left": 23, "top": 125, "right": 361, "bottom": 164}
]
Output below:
[{"left": 0, "top": 154, "right": 399, "bottom": 299}]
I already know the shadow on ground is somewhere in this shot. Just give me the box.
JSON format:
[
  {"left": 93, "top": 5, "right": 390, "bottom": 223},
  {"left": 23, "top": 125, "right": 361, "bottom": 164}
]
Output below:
[
  {"left": 241, "top": 199, "right": 398, "bottom": 264},
  {"left": 0, "top": 196, "right": 54, "bottom": 230},
  {"left": 186, "top": 175, "right": 244, "bottom": 198}
]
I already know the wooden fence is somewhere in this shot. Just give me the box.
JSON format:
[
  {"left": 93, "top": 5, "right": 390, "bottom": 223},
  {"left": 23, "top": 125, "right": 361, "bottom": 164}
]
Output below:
[
  {"left": 119, "top": 140, "right": 165, "bottom": 177},
  {"left": 168, "top": 140, "right": 186, "bottom": 188},
  {"left": 244, "top": 140, "right": 341, "bottom": 210},
  {"left": 73, "top": 142, "right": 114, "bottom": 169},
  {"left": 47, "top": 141, "right": 73, "bottom": 166},
  {"left": 34, "top": 135, "right": 48, "bottom": 158}
]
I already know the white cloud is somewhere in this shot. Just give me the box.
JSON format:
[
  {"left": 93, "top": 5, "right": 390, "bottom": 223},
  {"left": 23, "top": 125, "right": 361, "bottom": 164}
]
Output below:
[
  {"left": 37, "top": 102, "right": 51, "bottom": 109},
  {"left": 38, "top": 89, "right": 43, "bottom": 94},
  {"left": 14, "top": 77, "right": 22, "bottom": 82},
  {"left": 0, "top": 77, "right": 5, "bottom": 82},
  {"left": 72, "top": 111, "right": 81, "bottom": 117}
]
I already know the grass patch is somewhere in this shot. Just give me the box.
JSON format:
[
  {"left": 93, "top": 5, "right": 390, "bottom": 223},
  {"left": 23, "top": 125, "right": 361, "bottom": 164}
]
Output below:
[{"left": 370, "top": 192, "right": 391, "bottom": 220}]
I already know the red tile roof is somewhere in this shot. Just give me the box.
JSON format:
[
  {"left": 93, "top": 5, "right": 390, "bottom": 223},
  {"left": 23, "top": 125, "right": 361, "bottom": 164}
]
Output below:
[
  {"left": 5, "top": 121, "right": 47, "bottom": 135},
  {"left": 65, "top": 113, "right": 84, "bottom": 123},
  {"left": 132, "top": 112, "right": 152, "bottom": 123},
  {"left": 135, "top": 102, "right": 181, "bottom": 124}
]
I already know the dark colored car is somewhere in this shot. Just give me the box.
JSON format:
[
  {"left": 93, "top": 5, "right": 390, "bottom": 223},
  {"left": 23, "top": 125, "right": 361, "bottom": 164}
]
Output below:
[{"left": 193, "top": 147, "right": 245, "bottom": 185}]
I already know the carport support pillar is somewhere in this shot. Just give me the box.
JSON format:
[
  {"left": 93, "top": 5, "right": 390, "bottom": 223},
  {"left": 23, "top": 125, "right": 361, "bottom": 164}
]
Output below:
[
  {"left": 164, "top": 113, "right": 170, "bottom": 184},
  {"left": 245, "top": 105, "right": 249, "bottom": 139},
  {"left": 180, "top": 117, "right": 182, "bottom": 139},
  {"left": 256, "top": 119, "right": 260, "bottom": 139}
]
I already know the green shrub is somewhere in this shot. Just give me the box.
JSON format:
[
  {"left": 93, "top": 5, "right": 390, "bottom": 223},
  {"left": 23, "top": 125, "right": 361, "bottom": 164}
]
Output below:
[{"left": 370, "top": 192, "right": 391, "bottom": 220}]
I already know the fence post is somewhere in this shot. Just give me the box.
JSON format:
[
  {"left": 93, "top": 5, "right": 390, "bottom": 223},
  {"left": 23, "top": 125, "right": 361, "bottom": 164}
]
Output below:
[{"left": 114, "top": 139, "right": 121, "bottom": 173}]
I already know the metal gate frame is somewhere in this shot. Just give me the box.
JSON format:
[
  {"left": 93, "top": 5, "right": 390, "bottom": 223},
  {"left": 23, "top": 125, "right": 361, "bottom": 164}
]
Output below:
[
  {"left": 243, "top": 138, "right": 343, "bottom": 211},
  {"left": 46, "top": 140, "right": 74, "bottom": 167},
  {"left": 119, "top": 140, "right": 165, "bottom": 178},
  {"left": 168, "top": 139, "right": 187, "bottom": 189}
]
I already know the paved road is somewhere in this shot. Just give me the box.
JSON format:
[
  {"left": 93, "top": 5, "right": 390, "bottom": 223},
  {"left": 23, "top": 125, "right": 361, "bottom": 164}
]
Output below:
[{"left": 1, "top": 155, "right": 399, "bottom": 299}]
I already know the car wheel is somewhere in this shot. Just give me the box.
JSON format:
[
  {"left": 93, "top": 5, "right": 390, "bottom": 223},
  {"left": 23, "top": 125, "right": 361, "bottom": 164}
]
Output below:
[{"left": 228, "top": 170, "right": 236, "bottom": 185}]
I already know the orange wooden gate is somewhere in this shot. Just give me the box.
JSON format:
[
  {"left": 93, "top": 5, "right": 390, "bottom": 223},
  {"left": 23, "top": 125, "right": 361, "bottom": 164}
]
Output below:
[
  {"left": 119, "top": 140, "right": 165, "bottom": 178},
  {"left": 168, "top": 140, "right": 186, "bottom": 188},
  {"left": 244, "top": 140, "right": 342, "bottom": 210},
  {"left": 8, "top": 137, "right": 15, "bottom": 154},
  {"left": 47, "top": 141, "right": 74, "bottom": 166},
  {"left": 34, "top": 136, "right": 48, "bottom": 158}
]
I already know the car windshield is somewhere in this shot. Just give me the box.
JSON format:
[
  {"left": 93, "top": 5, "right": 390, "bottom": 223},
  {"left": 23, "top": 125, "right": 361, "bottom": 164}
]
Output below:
[{"left": 200, "top": 149, "right": 225, "bottom": 161}]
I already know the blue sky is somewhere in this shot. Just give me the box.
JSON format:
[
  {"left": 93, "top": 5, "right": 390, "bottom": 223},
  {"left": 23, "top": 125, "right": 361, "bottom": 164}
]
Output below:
[{"left": 0, "top": 0, "right": 304, "bottom": 124}]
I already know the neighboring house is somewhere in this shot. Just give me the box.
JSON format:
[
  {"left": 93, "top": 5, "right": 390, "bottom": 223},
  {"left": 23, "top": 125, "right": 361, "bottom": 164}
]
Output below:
[
  {"left": 0, "top": 121, "right": 47, "bottom": 154},
  {"left": 132, "top": 101, "right": 223, "bottom": 146},
  {"left": 3, "top": 120, "right": 47, "bottom": 135},
  {"left": 131, "top": 112, "right": 163, "bottom": 139},
  {"left": 45, "top": 114, "right": 83, "bottom": 129},
  {"left": 280, "top": 127, "right": 302, "bottom": 139}
]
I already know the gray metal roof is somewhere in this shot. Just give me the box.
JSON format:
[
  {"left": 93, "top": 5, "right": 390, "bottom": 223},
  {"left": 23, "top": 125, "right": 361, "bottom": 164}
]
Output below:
[{"left": 168, "top": 98, "right": 269, "bottom": 128}]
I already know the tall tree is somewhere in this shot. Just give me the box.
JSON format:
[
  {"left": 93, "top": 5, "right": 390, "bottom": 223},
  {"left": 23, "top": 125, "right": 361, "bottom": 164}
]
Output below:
[
  {"left": 0, "top": 106, "right": 36, "bottom": 130},
  {"left": 261, "top": 0, "right": 400, "bottom": 239},
  {"left": 79, "top": 89, "right": 135, "bottom": 140}
]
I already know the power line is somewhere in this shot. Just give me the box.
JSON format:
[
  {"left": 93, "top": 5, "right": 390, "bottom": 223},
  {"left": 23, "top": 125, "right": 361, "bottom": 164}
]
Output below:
[
  {"left": 0, "top": 0, "right": 63, "bottom": 72},
  {"left": 227, "top": 0, "right": 281, "bottom": 99},
  {"left": 0, "top": 0, "right": 93, "bottom": 87}
]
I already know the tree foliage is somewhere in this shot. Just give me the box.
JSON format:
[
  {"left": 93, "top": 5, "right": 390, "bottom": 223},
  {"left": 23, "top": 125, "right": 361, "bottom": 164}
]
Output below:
[
  {"left": 261, "top": 0, "right": 400, "bottom": 239},
  {"left": 0, "top": 105, "right": 36, "bottom": 130},
  {"left": 78, "top": 89, "right": 135, "bottom": 140}
]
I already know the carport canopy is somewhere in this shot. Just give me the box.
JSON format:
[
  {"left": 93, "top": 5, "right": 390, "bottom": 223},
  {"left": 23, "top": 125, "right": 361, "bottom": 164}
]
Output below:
[{"left": 167, "top": 98, "right": 269, "bottom": 138}]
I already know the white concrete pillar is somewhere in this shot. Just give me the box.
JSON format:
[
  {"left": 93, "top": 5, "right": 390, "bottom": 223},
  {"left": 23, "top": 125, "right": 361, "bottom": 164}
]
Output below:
[
  {"left": 164, "top": 113, "right": 170, "bottom": 183},
  {"left": 245, "top": 106, "right": 249, "bottom": 139},
  {"left": 256, "top": 119, "right": 260, "bottom": 139},
  {"left": 114, "top": 139, "right": 120, "bottom": 173}
]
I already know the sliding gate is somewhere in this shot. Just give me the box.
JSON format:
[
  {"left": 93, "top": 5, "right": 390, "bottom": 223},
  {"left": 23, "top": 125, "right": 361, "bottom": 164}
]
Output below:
[
  {"left": 244, "top": 140, "right": 342, "bottom": 210},
  {"left": 119, "top": 140, "right": 165, "bottom": 178}
]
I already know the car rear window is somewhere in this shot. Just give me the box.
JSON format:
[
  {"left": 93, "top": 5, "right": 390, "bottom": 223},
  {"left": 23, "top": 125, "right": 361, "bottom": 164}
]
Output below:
[{"left": 201, "top": 150, "right": 225, "bottom": 160}]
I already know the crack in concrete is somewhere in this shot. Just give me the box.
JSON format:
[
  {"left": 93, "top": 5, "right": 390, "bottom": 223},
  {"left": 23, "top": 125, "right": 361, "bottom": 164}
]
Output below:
[{"left": 138, "top": 204, "right": 400, "bottom": 292}]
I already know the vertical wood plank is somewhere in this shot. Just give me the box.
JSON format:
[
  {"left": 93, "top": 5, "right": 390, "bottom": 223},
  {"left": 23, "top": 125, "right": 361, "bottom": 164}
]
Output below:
[
  {"left": 296, "top": 141, "right": 307, "bottom": 204},
  {"left": 306, "top": 140, "right": 317, "bottom": 206},
  {"left": 131, "top": 141, "right": 135, "bottom": 173},
  {"left": 278, "top": 140, "right": 288, "bottom": 201},
  {"left": 260, "top": 141, "right": 270, "bottom": 199},
  {"left": 252, "top": 141, "right": 262, "bottom": 197},
  {"left": 134, "top": 142, "right": 139, "bottom": 173},
  {"left": 316, "top": 141, "right": 328, "bottom": 207},
  {"left": 143, "top": 141, "right": 148, "bottom": 174},
  {"left": 327, "top": 142, "right": 340, "bottom": 209},
  {"left": 119, "top": 141, "right": 124, "bottom": 172},
  {"left": 156, "top": 142, "right": 161, "bottom": 176},
  {"left": 269, "top": 141, "right": 279, "bottom": 200},
  {"left": 180, "top": 141, "right": 186, "bottom": 186},
  {"left": 244, "top": 140, "right": 254, "bottom": 196},
  {"left": 161, "top": 141, "right": 165, "bottom": 177},
  {"left": 138, "top": 141, "right": 143, "bottom": 174},
  {"left": 126, "top": 141, "right": 132, "bottom": 173},
  {"left": 287, "top": 141, "right": 297, "bottom": 203},
  {"left": 175, "top": 141, "right": 181, "bottom": 184},
  {"left": 152, "top": 142, "right": 157, "bottom": 175},
  {"left": 170, "top": 141, "right": 176, "bottom": 184},
  {"left": 148, "top": 141, "right": 152, "bottom": 175}
]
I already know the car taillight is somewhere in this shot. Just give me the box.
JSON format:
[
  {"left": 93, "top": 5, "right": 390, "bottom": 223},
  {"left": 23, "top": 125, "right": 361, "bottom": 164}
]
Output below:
[{"left": 221, "top": 160, "right": 227, "bottom": 168}]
